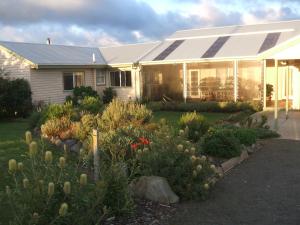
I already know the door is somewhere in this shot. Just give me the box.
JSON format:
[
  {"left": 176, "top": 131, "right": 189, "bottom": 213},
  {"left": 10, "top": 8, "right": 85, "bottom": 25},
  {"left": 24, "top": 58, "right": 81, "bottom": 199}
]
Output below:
[{"left": 188, "top": 70, "right": 200, "bottom": 98}]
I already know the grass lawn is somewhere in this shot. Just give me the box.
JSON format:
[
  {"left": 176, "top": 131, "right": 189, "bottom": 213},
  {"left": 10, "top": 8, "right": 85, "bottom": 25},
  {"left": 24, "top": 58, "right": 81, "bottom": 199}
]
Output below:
[{"left": 152, "top": 111, "right": 230, "bottom": 129}]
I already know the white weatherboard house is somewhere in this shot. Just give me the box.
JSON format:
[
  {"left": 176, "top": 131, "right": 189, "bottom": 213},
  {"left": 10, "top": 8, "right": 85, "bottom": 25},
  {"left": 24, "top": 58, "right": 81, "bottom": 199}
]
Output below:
[{"left": 1, "top": 20, "right": 300, "bottom": 114}]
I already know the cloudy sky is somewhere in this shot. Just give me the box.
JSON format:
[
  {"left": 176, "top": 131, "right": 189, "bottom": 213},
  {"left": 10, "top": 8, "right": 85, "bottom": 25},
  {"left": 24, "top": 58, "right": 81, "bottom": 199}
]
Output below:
[{"left": 0, "top": 0, "right": 299, "bottom": 47}]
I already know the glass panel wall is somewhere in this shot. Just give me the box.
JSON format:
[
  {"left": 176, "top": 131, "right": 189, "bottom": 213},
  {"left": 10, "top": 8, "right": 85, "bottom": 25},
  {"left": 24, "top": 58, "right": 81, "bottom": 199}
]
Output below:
[
  {"left": 187, "top": 62, "right": 234, "bottom": 101},
  {"left": 238, "top": 61, "right": 262, "bottom": 101},
  {"left": 142, "top": 64, "right": 183, "bottom": 101}
]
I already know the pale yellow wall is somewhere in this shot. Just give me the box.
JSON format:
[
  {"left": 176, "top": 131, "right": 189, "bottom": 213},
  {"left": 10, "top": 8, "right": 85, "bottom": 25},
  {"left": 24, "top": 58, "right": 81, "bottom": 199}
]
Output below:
[
  {"left": 95, "top": 66, "right": 138, "bottom": 101},
  {"left": 30, "top": 68, "right": 95, "bottom": 104},
  {"left": 0, "top": 47, "right": 31, "bottom": 80}
]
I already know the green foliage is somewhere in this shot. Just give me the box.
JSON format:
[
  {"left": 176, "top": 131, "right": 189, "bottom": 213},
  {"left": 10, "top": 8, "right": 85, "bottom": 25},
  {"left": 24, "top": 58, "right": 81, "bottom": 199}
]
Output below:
[
  {"left": 67, "top": 86, "right": 99, "bottom": 105},
  {"left": 102, "top": 87, "right": 116, "bottom": 104},
  {"left": 1, "top": 137, "right": 107, "bottom": 225},
  {"left": 226, "top": 110, "right": 253, "bottom": 123},
  {"left": 73, "top": 113, "right": 100, "bottom": 143},
  {"left": 138, "top": 124, "right": 217, "bottom": 200},
  {"left": 28, "top": 111, "right": 43, "bottom": 129},
  {"left": 78, "top": 96, "right": 103, "bottom": 114},
  {"left": 40, "top": 102, "right": 73, "bottom": 125},
  {"left": 179, "top": 112, "right": 209, "bottom": 142},
  {"left": 146, "top": 101, "right": 261, "bottom": 113},
  {"left": 41, "top": 116, "right": 73, "bottom": 140},
  {"left": 101, "top": 163, "right": 134, "bottom": 216},
  {"left": 233, "top": 128, "right": 257, "bottom": 146},
  {"left": 100, "top": 99, "right": 152, "bottom": 131},
  {"left": 253, "top": 128, "right": 280, "bottom": 139},
  {"left": 0, "top": 76, "right": 32, "bottom": 119},
  {"left": 202, "top": 128, "right": 241, "bottom": 158}
]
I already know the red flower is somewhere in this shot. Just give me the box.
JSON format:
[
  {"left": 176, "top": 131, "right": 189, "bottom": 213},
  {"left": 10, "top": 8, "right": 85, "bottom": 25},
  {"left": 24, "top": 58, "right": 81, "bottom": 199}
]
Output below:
[
  {"left": 139, "top": 137, "right": 150, "bottom": 145},
  {"left": 131, "top": 143, "right": 139, "bottom": 150}
]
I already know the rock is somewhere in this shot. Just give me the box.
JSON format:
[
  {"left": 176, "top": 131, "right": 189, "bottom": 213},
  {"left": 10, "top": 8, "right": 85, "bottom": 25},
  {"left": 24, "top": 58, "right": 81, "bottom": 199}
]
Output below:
[
  {"left": 239, "top": 150, "right": 249, "bottom": 163},
  {"left": 54, "top": 138, "right": 63, "bottom": 148},
  {"left": 70, "top": 142, "right": 82, "bottom": 153},
  {"left": 247, "top": 147, "right": 254, "bottom": 154},
  {"left": 130, "top": 176, "right": 179, "bottom": 204},
  {"left": 64, "top": 139, "right": 77, "bottom": 147}
]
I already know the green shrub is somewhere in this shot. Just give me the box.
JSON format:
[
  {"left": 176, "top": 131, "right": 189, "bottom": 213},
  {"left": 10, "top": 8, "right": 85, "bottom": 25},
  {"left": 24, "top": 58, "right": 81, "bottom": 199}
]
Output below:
[
  {"left": 226, "top": 110, "right": 253, "bottom": 123},
  {"left": 138, "top": 124, "right": 217, "bottom": 200},
  {"left": 253, "top": 128, "right": 280, "bottom": 139},
  {"left": 73, "top": 113, "right": 100, "bottom": 143},
  {"left": 78, "top": 96, "right": 103, "bottom": 114},
  {"left": 40, "top": 102, "right": 73, "bottom": 124},
  {"left": 103, "top": 87, "right": 116, "bottom": 104},
  {"left": 0, "top": 76, "right": 32, "bottom": 118},
  {"left": 179, "top": 112, "right": 209, "bottom": 142},
  {"left": 101, "top": 163, "right": 134, "bottom": 216},
  {"left": 28, "top": 111, "right": 43, "bottom": 129},
  {"left": 67, "top": 86, "right": 99, "bottom": 105},
  {"left": 202, "top": 128, "right": 241, "bottom": 158},
  {"left": 100, "top": 99, "right": 152, "bottom": 131},
  {"left": 233, "top": 128, "right": 257, "bottom": 146},
  {"left": 146, "top": 101, "right": 261, "bottom": 113},
  {"left": 2, "top": 134, "right": 107, "bottom": 225}
]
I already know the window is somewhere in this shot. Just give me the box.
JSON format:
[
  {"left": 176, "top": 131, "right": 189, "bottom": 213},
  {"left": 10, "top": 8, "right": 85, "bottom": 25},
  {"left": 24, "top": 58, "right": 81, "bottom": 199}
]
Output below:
[
  {"left": 110, "top": 71, "right": 132, "bottom": 87},
  {"left": 63, "top": 72, "right": 84, "bottom": 91},
  {"left": 96, "top": 70, "right": 106, "bottom": 85}
]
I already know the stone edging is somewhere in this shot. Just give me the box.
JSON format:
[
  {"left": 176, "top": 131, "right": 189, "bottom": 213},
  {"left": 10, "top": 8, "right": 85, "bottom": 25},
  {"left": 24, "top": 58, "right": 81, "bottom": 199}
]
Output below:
[{"left": 217, "top": 142, "right": 262, "bottom": 176}]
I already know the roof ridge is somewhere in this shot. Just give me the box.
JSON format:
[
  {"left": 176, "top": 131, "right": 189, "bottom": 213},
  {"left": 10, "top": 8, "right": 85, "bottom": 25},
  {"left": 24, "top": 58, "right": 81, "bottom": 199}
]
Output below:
[
  {"left": 0, "top": 40, "right": 99, "bottom": 49},
  {"left": 174, "top": 19, "right": 300, "bottom": 33},
  {"left": 99, "top": 41, "right": 161, "bottom": 49}
]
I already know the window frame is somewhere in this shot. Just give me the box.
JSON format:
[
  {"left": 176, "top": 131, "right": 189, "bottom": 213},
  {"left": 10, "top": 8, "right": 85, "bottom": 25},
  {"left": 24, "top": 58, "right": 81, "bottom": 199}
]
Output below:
[
  {"left": 109, "top": 70, "right": 132, "bottom": 87},
  {"left": 96, "top": 70, "right": 106, "bottom": 86},
  {"left": 63, "top": 71, "right": 85, "bottom": 91}
]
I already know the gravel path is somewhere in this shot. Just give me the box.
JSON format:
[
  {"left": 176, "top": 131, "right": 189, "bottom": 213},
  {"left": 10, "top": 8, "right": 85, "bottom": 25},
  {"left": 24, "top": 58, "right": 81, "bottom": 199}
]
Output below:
[{"left": 166, "top": 139, "right": 300, "bottom": 225}]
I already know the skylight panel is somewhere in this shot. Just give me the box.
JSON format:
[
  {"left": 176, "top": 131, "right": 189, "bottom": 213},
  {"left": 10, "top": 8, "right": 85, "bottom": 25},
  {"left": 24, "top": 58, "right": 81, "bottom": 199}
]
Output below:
[
  {"left": 258, "top": 32, "right": 281, "bottom": 53},
  {"left": 201, "top": 36, "right": 230, "bottom": 58},
  {"left": 153, "top": 40, "right": 185, "bottom": 61}
]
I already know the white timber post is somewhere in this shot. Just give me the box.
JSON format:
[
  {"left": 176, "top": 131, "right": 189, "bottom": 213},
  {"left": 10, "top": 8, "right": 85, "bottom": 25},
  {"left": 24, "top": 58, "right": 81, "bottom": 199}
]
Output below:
[
  {"left": 92, "top": 129, "right": 99, "bottom": 181},
  {"left": 234, "top": 60, "right": 238, "bottom": 102},
  {"left": 285, "top": 65, "right": 289, "bottom": 119},
  {"left": 263, "top": 60, "right": 267, "bottom": 110},
  {"left": 183, "top": 62, "right": 187, "bottom": 103},
  {"left": 274, "top": 60, "right": 279, "bottom": 130}
]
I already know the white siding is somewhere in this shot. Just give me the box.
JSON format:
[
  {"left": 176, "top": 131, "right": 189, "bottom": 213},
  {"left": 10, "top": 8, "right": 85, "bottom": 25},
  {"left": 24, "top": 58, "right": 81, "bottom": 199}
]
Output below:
[
  {"left": 30, "top": 69, "right": 95, "bottom": 104},
  {"left": 0, "top": 47, "right": 31, "bottom": 80}
]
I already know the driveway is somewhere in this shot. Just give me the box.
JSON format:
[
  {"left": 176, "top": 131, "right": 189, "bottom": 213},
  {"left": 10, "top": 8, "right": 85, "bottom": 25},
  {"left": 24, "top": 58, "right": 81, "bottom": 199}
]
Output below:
[{"left": 167, "top": 139, "right": 300, "bottom": 225}]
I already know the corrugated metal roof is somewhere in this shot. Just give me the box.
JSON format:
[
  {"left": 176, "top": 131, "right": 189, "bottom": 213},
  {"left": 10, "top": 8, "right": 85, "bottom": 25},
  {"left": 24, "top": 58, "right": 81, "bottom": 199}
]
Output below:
[
  {"left": 140, "top": 20, "right": 300, "bottom": 62},
  {"left": 100, "top": 42, "right": 160, "bottom": 65},
  {"left": 0, "top": 41, "right": 106, "bottom": 66}
]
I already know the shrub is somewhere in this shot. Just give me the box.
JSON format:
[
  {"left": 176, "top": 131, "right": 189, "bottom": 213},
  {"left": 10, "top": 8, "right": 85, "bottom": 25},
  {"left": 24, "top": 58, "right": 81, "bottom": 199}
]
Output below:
[
  {"left": 66, "top": 86, "right": 99, "bottom": 105},
  {"left": 41, "top": 116, "right": 73, "bottom": 140},
  {"left": 73, "top": 113, "right": 100, "bottom": 143},
  {"left": 253, "top": 128, "right": 280, "bottom": 139},
  {"left": 103, "top": 87, "right": 117, "bottom": 104},
  {"left": 179, "top": 112, "right": 209, "bottom": 142},
  {"left": 100, "top": 99, "right": 152, "bottom": 131},
  {"left": 146, "top": 101, "right": 261, "bottom": 113},
  {"left": 40, "top": 102, "right": 73, "bottom": 125},
  {"left": 28, "top": 111, "right": 43, "bottom": 129},
  {"left": 0, "top": 76, "right": 32, "bottom": 118},
  {"left": 233, "top": 128, "right": 257, "bottom": 146},
  {"left": 2, "top": 134, "right": 107, "bottom": 225},
  {"left": 78, "top": 96, "right": 103, "bottom": 114},
  {"left": 138, "top": 124, "right": 217, "bottom": 200},
  {"left": 202, "top": 128, "right": 241, "bottom": 158}
]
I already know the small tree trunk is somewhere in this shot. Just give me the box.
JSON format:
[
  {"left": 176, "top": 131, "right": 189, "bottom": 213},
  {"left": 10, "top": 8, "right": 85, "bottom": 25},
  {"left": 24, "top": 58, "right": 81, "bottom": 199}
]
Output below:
[{"left": 92, "top": 129, "right": 99, "bottom": 181}]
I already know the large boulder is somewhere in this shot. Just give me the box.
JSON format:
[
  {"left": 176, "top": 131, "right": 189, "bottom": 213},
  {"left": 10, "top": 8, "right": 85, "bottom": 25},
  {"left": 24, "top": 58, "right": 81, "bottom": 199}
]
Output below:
[{"left": 130, "top": 176, "right": 179, "bottom": 204}]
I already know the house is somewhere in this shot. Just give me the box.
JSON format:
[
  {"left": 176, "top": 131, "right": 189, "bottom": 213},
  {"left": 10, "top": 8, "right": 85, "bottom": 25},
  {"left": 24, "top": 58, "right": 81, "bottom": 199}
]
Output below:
[{"left": 1, "top": 20, "right": 300, "bottom": 114}]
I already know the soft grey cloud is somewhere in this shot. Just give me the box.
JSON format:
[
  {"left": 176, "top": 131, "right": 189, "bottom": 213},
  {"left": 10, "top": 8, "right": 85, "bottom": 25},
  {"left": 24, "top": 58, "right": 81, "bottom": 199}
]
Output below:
[{"left": 0, "top": 0, "right": 299, "bottom": 46}]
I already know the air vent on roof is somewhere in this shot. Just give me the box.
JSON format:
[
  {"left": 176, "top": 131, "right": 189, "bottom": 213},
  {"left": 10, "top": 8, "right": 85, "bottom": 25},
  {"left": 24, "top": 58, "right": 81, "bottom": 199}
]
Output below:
[
  {"left": 258, "top": 32, "right": 281, "bottom": 54},
  {"left": 202, "top": 36, "right": 230, "bottom": 58},
  {"left": 153, "top": 40, "right": 185, "bottom": 61}
]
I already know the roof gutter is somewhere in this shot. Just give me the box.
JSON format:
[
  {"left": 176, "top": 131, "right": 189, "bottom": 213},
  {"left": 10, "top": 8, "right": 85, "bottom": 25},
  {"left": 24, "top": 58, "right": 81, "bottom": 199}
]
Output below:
[{"left": 35, "top": 64, "right": 108, "bottom": 69}]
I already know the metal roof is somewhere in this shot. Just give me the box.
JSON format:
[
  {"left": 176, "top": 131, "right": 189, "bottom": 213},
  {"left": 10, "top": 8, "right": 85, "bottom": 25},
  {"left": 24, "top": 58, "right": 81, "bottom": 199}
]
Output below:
[
  {"left": 99, "top": 42, "right": 160, "bottom": 65},
  {"left": 0, "top": 41, "right": 106, "bottom": 67},
  {"left": 1, "top": 20, "right": 300, "bottom": 67},
  {"left": 140, "top": 20, "right": 300, "bottom": 63}
]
